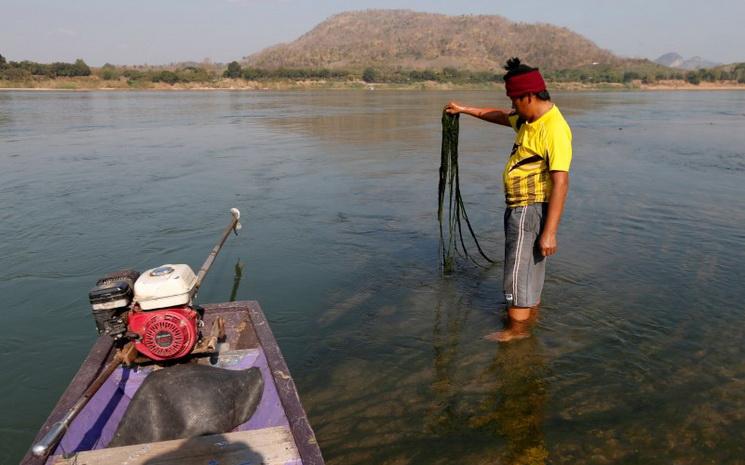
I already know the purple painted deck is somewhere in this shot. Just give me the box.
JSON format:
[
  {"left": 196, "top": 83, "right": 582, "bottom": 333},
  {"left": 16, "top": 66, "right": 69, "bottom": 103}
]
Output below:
[{"left": 21, "top": 301, "right": 324, "bottom": 465}]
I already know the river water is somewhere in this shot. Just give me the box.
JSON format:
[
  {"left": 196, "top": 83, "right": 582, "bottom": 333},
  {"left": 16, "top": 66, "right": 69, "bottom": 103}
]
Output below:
[{"left": 1, "top": 90, "right": 744, "bottom": 464}]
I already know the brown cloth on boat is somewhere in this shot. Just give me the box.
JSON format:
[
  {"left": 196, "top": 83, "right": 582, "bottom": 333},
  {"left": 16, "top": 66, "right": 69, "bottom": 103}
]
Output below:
[{"left": 109, "top": 364, "right": 263, "bottom": 447}]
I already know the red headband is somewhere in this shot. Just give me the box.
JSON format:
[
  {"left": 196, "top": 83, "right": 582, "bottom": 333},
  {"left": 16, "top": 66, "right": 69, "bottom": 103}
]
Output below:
[{"left": 505, "top": 69, "right": 547, "bottom": 98}]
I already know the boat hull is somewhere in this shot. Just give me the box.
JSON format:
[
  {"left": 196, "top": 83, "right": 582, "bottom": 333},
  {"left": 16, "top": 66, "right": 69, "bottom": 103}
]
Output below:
[{"left": 21, "top": 301, "right": 324, "bottom": 465}]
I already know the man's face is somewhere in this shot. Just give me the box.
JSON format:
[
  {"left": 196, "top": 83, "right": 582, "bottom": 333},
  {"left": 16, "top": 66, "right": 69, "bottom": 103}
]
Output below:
[{"left": 510, "top": 94, "right": 531, "bottom": 118}]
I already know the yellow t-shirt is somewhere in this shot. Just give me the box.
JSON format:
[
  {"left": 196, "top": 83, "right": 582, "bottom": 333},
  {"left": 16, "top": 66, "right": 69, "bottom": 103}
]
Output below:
[{"left": 504, "top": 105, "right": 572, "bottom": 207}]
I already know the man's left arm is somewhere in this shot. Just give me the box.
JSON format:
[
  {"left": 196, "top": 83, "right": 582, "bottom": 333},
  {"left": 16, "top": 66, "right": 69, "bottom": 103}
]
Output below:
[{"left": 539, "top": 171, "right": 569, "bottom": 257}]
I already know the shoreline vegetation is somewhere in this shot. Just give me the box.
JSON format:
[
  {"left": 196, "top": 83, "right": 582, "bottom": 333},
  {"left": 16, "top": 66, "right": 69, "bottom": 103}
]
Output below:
[
  {"left": 3, "top": 78, "right": 745, "bottom": 92},
  {"left": 2, "top": 57, "right": 745, "bottom": 92}
]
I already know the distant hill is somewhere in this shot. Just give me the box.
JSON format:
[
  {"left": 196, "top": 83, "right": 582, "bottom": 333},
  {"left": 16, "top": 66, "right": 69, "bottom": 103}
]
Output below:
[
  {"left": 654, "top": 52, "right": 720, "bottom": 70},
  {"left": 244, "top": 10, "right": 622, "bottom": 72}
]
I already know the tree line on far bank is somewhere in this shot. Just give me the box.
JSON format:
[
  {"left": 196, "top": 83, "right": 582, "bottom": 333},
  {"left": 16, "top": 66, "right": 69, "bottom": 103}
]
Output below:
[
  {"left": 223, "top": 61, "right": 745, "bottom": 85},
  {"left": 0, "top": 54, "right": 91, "bottom": 80},
  {"left": 2, "top": 55, "right": 745, "bottom": 86},
  {"left": 547, "top": 62, "right": 745, "bottom": 85}
]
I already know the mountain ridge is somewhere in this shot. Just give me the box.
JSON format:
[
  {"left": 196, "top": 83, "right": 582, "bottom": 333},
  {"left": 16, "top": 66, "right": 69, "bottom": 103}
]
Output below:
[{"left": 654, "top": 52, "right": 720, "bottom": 70}]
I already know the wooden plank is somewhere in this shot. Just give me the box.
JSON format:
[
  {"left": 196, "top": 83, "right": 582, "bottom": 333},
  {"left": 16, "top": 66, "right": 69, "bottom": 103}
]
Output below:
[
  {"left": 246, "top": 302, "right": 326, "bottom": 465},
  {"left": 54, "top": 426, "right": 300, "bottom": 465}
]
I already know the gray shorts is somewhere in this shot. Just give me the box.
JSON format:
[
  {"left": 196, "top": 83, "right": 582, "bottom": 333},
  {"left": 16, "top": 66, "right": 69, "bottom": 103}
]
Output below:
[{"left": 503, "top": 203, "right": 547, "bottom": 308}]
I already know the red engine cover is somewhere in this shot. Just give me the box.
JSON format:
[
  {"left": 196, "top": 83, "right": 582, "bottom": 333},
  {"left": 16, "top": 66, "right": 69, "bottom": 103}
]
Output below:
[{"left": 128, "top": 306, "right": 199, "bottom": 361}]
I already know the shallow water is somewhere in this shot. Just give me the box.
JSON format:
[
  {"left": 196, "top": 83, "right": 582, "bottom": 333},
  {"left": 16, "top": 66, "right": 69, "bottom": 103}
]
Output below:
[{"left": 1, "top": 90, "right": 744, "bottom": 464}]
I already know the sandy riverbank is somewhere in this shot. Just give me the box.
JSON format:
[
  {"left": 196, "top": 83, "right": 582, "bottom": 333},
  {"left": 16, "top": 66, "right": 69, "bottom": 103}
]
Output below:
[{"left": 2, "top": 77, "right": 744, "bottom": 92}]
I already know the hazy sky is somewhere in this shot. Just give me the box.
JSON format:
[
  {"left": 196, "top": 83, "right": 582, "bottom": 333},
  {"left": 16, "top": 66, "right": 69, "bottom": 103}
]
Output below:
[{"left": 2, "top": 0, "right": 744, "bottom": 66}]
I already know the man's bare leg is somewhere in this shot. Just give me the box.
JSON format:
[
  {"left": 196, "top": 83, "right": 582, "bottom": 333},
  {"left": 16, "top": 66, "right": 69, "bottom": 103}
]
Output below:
[
  {"left": 528, "top": 302, "right": 540, "bottom": 323},
  {"left": 484, "top": 304, "right": 540, "bottom": 342}
]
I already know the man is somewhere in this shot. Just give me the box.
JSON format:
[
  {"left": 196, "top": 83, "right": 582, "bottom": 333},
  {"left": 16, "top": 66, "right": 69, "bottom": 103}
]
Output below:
[{"left": 445, "top": 57, "right": 572, "bottom": 342}]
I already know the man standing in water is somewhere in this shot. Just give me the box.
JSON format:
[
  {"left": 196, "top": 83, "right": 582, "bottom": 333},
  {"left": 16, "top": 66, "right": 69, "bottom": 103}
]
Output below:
[{"left": 445, "top": 58, "right": 572, "bottom": 342}]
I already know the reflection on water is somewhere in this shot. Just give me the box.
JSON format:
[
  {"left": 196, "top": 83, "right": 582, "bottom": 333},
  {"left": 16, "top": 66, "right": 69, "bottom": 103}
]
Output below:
[
  {"left": 428, "top": 290, "right": 472, "bottom": 435},
  {"left": 229, "top": 258, "right": 245, "bottom": 302},
  {"left": 470, "top": 339, "right": 548, "bottom": 465},
  {"left": 429, "top": 292, "right": 549, "bottom": 465},
  {"left": 1, "top": 90, "right": 745, "bottom": 464}
]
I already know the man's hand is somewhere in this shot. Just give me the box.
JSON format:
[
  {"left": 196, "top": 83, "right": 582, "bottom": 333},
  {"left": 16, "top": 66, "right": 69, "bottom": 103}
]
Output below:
[
  {"left": 538, "top": 231, "right": 557, "bottom": 256},
  {"left": 444, "top": 101, "right": 465, "bottom": 115}
]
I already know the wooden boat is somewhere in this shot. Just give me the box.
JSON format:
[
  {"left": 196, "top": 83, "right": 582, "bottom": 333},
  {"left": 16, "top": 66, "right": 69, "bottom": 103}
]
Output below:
[{"left": 21, "top": 300, "right": 325, "bottom": 465}]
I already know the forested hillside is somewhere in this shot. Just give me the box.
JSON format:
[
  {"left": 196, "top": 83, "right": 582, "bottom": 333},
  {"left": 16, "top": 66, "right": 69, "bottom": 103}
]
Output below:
[{"left": 245, "top": 10, "right": 620, "bottom": 71}]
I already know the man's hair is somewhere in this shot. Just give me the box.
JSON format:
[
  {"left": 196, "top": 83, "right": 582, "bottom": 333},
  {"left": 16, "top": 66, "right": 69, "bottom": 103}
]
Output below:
[{"left": 503, "top": 57, "right": 551, "bottom": 101}]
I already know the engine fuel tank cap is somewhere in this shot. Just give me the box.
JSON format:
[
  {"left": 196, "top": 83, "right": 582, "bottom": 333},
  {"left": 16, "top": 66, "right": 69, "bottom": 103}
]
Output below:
[{"left": 150, "top": 266, "right": 175, "bottom": 277}]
